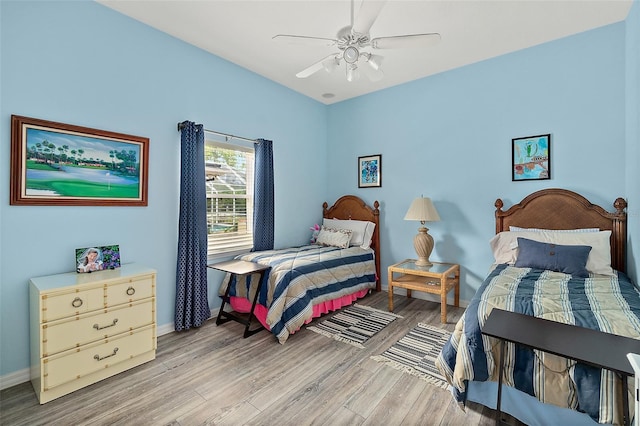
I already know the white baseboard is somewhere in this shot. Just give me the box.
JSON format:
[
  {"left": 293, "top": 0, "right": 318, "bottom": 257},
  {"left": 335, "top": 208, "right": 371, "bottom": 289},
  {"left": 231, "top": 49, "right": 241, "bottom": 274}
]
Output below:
[
  {"left": 157, "top": 322, "right": 175, "bottom": 336},
  {"left": 0, "top": 368, "right": 30, "bottom": 391},
  {"left": 0, "top": 321, "right": 177, "bottom": 391}
]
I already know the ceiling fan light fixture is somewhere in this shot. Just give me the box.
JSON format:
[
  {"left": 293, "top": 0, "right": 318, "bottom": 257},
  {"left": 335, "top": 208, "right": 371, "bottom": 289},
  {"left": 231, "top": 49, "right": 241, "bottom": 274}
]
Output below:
[
  {"left": 364, "top": 52, "right": 383, "bottom": 71},
  {"left": 322, "top": 55, "right": 340, "bottom": 73},
  {"left": 346, "top": 63, "right": 360, "bottom": 82},
  {"left": 343, "top": 46, "right": 360, "bottom": 64},
  {"left": 366, "top": 67, "right": 384, "bottom": 82}
]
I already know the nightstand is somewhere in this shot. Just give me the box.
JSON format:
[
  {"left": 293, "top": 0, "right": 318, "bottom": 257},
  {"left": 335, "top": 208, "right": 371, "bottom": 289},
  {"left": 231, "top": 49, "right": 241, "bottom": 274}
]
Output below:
[{"left": 388, "top": 259, "right": 460, "bottom": 323}]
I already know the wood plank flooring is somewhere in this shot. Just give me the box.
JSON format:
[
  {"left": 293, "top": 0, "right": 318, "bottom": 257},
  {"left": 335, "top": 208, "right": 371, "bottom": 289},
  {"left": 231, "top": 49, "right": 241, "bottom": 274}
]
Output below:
[{"left": 0, "top": 292, "right": 524, "bottom": 426}]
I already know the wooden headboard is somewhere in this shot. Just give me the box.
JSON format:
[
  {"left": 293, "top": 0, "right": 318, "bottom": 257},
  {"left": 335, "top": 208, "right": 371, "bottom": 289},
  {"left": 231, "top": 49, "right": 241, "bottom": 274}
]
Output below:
[
  {"left": 323, "top": 195, "right": 381, "bottom": 291},
  {"left": 495, "top": 188, "right": 627, "bottom": 272}
]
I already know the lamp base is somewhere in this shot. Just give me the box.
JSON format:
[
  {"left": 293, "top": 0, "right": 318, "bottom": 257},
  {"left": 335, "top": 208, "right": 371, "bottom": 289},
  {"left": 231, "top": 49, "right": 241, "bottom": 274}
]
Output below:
[
  {"left": 415, "top": 258, "right": 433, "bottom": 267},
  {"left": 413, "top": 227, "right": 434, "bottom": 267}
]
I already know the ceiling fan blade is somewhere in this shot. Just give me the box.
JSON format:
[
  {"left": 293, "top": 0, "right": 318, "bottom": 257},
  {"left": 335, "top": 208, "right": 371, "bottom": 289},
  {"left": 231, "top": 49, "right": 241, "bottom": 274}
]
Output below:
[
  {"left": 272, "top": 34, "right": 337, "bottom": 47},
  {"left": 371, "top": 33, "right": 441, "bottom": 49},
  {"left": 352, "top": 0, "right": 388, "bottom": 36},
  {"left": 296, "top": 54, "right": 340, "bottom": 78}
]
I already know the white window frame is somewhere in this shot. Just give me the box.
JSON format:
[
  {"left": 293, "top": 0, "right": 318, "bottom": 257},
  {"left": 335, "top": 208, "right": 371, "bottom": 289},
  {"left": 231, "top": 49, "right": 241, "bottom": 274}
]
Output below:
[{"left": 204, "top": 139, "right": 254, "bottom": 259}]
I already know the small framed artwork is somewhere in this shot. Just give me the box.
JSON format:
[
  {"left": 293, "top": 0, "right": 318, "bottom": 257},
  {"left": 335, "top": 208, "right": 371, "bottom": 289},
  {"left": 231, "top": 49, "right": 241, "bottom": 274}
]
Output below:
[
  {"left": 512, "top": 134, "right": 551, "bottom": 181},
  {"left": 358, "top": 154, "right": 382, "bottom": 188},
  {"left": 76, "top": 244, "right": 121, "bottom": 273},
  {"left": 10, "top": 115, "right": 149, "bottom": 206}
]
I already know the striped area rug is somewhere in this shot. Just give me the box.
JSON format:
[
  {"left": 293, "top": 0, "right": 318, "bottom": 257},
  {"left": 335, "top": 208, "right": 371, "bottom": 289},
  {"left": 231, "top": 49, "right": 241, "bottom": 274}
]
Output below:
[
  {"left": 307, "top": 304, "right": 402, "bottom": 348},
  {"left": 371, "top": 323, "right": 451, "bottom": 389}
]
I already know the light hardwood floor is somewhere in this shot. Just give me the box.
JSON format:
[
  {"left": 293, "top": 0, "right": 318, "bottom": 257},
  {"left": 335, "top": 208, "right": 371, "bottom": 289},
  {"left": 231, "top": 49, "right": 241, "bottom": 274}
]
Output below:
[{"left": 1, "top": 292, "right": 524, "bottom": 426}]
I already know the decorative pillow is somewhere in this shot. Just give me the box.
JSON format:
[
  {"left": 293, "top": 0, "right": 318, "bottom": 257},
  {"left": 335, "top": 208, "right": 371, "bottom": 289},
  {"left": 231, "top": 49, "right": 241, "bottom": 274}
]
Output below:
[
  {"left": 509, "top": 226, "right": 600, "bottom": 233},
  {"left": 489, "top": 230, "right": 613, "bottom": 276},
  {"left": 315, "top": 226, "right": 352, "bottom": 249},
  {"left": 514, "top": 237, "right": 592, "bottom": 277},
  {"left": 322, "top": 218, "right": 376, "bottom": 249}
]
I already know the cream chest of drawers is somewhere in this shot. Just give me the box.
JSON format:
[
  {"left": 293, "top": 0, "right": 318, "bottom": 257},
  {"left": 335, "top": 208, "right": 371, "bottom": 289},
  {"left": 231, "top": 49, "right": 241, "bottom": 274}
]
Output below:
[{"left": 29, "top": 263, "right": 157, "bottom": 404}]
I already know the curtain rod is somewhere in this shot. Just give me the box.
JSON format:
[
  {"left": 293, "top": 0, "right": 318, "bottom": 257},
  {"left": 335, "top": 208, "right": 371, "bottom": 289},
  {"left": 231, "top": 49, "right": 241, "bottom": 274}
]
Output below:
[{"left": 177, "top": 122, "right": 258, "bottom": 144}]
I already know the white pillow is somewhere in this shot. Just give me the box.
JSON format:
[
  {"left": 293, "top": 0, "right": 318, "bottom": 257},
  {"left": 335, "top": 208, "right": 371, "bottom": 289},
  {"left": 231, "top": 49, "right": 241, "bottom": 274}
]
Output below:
[
  {"left": 322, "top": 218, "right": 376, "bottom": 249},
  {"left": 489, "top": 230, "right": 613, "bottom": 276},
  {"left": 315, "top": 226, "right": 352, "bottom": 249},
  {"left": 509, "top": 226, "right": 600, "bottom": 233}
]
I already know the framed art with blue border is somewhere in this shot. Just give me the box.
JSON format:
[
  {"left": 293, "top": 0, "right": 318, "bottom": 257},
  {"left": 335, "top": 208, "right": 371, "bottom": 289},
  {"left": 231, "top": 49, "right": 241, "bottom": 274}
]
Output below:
[{"left": 358, "top": 154, "right": 382, "bottom": 188}]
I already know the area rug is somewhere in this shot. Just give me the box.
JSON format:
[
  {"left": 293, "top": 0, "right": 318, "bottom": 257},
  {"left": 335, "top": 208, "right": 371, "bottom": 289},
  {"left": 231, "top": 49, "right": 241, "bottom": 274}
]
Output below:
[
  {"left": 371, "top": 323, "right": 451, "bottom": 389},
  {"left": 307, "top": 304, "right": 402, "bottom": 348}
]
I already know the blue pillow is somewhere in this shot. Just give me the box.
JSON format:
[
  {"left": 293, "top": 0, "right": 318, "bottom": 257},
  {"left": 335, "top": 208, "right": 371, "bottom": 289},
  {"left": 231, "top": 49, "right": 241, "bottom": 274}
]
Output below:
[{"left": 514, "top": 237, "right": 592, "bottom": 278}]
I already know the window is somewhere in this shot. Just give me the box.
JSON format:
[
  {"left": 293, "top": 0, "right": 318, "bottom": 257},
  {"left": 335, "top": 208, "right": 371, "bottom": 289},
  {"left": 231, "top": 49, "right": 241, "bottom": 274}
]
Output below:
[{"left": 205, "top": 139, "right": 254, "bottom": 257}]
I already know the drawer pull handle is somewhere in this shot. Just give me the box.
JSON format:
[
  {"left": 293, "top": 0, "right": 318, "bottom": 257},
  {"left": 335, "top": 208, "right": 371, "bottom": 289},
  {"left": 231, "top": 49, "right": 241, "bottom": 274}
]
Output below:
[
  {"left": 93, "top": 319, "right": 118, "bottom": 330},
  {"left": 94, "top": 347, "right": 118, "bottom": 361},
  {"left": 71, "top": 297, "right": 83, "bottom": 308},
  {"left": 126, "top": 286, "right": 136, "bottom": 296}
]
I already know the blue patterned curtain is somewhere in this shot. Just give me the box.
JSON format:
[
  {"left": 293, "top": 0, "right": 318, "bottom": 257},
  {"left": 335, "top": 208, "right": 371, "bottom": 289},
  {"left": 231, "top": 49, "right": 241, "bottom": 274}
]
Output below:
[
  {"left": 175, "top": 121, "right": 211, "bottom": 330},
  {"left": 253, "top": 139, "right": 274, "bottom": 251}
]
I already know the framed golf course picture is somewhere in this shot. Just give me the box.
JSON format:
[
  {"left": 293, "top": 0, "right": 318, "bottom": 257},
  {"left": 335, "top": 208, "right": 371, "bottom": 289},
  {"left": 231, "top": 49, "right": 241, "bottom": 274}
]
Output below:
[{"left": 10, "top": 115, "right": 149, "bottom": 206}]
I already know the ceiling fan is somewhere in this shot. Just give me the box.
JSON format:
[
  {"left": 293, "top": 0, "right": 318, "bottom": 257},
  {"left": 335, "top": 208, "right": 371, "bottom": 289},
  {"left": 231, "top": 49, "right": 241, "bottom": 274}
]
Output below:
[{"left": 273, "top": 0, "right": 441, "bottom": 83}]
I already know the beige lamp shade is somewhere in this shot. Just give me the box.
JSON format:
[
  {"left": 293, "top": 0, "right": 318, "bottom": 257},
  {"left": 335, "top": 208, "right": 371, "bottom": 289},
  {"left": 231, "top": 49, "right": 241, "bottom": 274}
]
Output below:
[
  {"left": 404, "top": 197, "right": 440, "bottom": 266},
  {"left": 404, "top": 197, "right": 441, "bottom": 223}
]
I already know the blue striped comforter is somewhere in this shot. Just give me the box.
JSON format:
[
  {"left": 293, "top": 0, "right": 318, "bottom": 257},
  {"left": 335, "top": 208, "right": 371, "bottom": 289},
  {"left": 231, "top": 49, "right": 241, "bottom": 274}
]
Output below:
[
  {"left": 219, "top": 245, "right": 376, "bottom": 343},
  {"left": 436, "top": 264, "right": 640, "bottom": 424}
]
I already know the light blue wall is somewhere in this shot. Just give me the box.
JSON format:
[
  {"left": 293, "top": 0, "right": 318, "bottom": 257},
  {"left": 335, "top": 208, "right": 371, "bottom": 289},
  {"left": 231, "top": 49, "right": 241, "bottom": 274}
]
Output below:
[
  {"left": 0, "top": 1, "right": 327, "bottom": 376},
  {"left": 327, "top": 23, "right": 628, "bottom": 301},
  {"left": 626, "top": 0, "right": 640, "bottom": 283}
]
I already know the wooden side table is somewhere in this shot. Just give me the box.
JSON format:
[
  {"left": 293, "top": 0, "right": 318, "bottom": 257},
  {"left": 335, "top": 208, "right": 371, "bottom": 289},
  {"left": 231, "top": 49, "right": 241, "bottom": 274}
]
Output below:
[
  {"left": 209, "top": 259, "right": 270, "bottom": 338},
  {"left": 388, "top": 259, "right": 460, "bottom": 323}
]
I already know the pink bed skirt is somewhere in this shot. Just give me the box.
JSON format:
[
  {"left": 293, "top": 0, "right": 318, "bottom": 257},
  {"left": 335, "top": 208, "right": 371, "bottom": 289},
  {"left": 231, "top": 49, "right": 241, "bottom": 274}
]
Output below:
[{"left": 228, "top": 288, "right": 371, "bottom": 332}]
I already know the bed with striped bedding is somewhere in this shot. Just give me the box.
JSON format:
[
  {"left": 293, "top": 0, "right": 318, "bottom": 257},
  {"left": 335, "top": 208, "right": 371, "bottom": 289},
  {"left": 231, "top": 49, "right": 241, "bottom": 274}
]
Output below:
[
  {"left": 436, "top": 263, "right": 640, "bottom": 424},
  {"left": 219, "top": 244, "right": 377, "bottom": 343}
]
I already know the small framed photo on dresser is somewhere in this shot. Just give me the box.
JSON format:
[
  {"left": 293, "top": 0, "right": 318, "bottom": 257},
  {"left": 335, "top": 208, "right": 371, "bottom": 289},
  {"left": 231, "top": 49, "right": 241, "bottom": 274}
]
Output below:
[{"left": 76, "top": 244, "right": 121, "bottom": 273}]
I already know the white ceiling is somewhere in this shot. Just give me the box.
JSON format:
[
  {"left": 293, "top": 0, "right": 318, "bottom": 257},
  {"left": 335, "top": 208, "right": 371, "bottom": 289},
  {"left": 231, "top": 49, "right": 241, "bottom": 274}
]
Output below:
[{"left": 98, "top": 0, "right": 632, "bottom": 105}]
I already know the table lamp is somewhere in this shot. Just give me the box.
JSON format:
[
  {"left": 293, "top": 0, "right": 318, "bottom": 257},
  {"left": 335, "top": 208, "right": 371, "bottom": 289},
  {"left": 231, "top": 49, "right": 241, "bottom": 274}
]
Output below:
[{"left": 404, "top": 196, "right": 440, "bottom": 266}]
